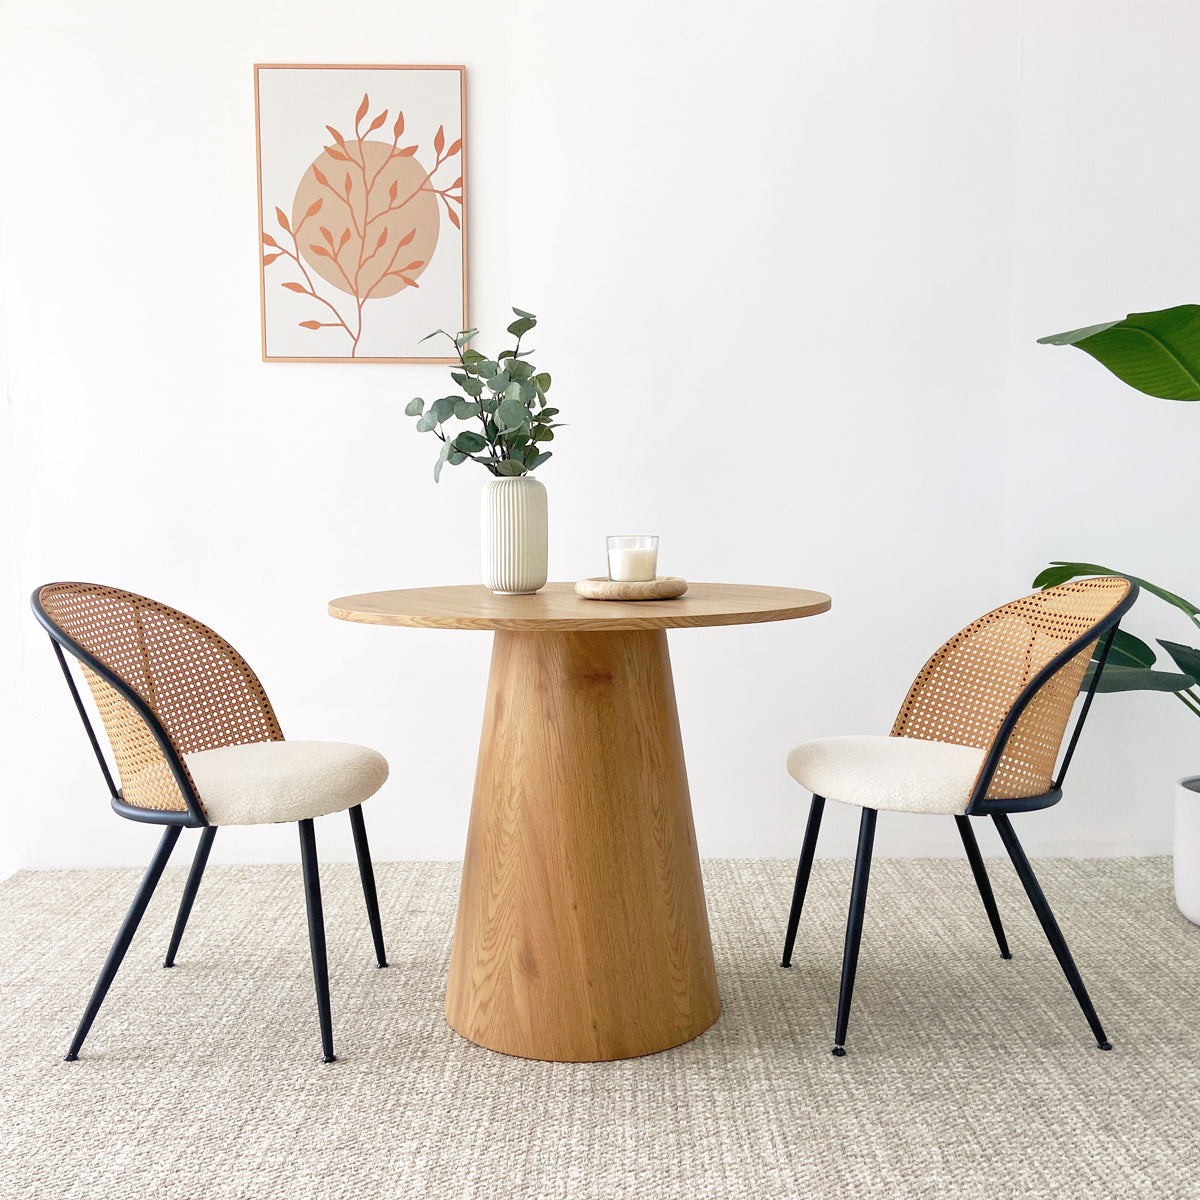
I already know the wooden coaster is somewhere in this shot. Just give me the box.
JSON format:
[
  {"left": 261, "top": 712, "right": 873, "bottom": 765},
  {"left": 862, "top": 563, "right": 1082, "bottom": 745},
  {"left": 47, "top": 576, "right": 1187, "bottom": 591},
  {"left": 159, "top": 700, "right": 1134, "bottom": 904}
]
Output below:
[{"left": 574, "top": 576, "right": 689, "bottom": 601}]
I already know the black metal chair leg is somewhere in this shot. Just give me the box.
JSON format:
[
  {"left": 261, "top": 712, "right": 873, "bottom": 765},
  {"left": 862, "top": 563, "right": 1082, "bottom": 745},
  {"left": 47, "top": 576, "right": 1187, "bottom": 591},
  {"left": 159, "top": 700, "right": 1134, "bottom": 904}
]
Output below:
[
  {"left": 348, "top": 805, "right": 387, "bottom": 969},
  {"left": 833, "top": 807, "right": 877, "bottom": 1057},
  {"left": 164, "top": 826, "right": 217, "bottom": 968},
  {"left": 954, "top": 814, "right": 1012, "bottom": 959},
  {"left": 298, "top": 818, "right": 336, "bottom": 1063},
  {"left": 782, "top": 795, "right": 826, "bottom": 968},
  {"left": 65, "top": 825, "right": 181, "bottom": 1061},
  {"left": 992, "top": 813, "right": 1111, "bottom": 1050}
]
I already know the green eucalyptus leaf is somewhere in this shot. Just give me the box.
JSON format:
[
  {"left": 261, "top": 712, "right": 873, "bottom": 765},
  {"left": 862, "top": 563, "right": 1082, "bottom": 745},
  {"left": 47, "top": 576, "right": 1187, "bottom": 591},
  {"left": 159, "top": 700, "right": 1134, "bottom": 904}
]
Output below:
[
  {"left": 497, "top": 350, "right": 515, "bottom": 361},
  {"left": 1083, "top": 662, "right": 1195, "bottom": 693},
  {"left": 453, "top": 327, "right": 479, "bottom": 347},
  {"left": 454, "top": 399, "right": 480, "bottom": 420},
  {"left": 532, "top": 426, "right": 554, "bottom": 442},
  {"left": 1038, "top": 305, "right": 1200, "bottom": 401},
  {"left": 496, "top": 459, "right": 526, "bottom": 476},
  {"left": 480, "top": 396, "right": 498, "bottom": 415},
  {"left": 497, "top": 395, "right": 530, "bottom": 429},
  {"left": 415, "top": 413, "right": 438, "bottom": 433},
  {"left": 526, "top": 450, "right": 552, "bottom": 471},
  {"left": 460, "top": 376, "right": 484, "bottom": 397},
  {"left": 535, "top": 372, "right": 552, "bottom": 394},
  {"left": 1033, "top": 562, "right": 1200, "bottom": 620},
  {"left": 433, "top": 456, "right": 445, "bottom": 482},
  {"left": 454, "top": 431, "right": 487, "bottom": 453},
  {"left": 430, "top": 396, "right": 457, "bottom": 424},
  {"left": 507, "top": 316, "right": 536, "bottom": 339},
  {"left": 512, "top": 307, "right": 536, "bottom": 320},
  {"left": 484, "top": 418, "right": 499, "bottom": 440},
  {"left": 405, "top": 398, "right": 425, "bottom": 417},
  {"left": 487, "top": 370, "right": 510, "bottom": 392},
  {"left": 451, "top": 371, "right": 471, "bottom": 388},
  {"left": 461, "top": 348, "right": 485, "bottom": 366},
  {"left": 448, "top": 450, "right": 467, "bottom": 466},
  {"left": 477, "top": 359, "right": 499, "bottom": 376},
  {"left": 507, "top": 360, "right": 533, "bottom": 380},
  {"left": 438, "top": 439, "right": 453, "bottom": 460},
  {"left": 540, "top": 407, "right": 559, "bottom": 417},
  {"left": 419, "top": 329, "right": 447, "bottom": 343}
]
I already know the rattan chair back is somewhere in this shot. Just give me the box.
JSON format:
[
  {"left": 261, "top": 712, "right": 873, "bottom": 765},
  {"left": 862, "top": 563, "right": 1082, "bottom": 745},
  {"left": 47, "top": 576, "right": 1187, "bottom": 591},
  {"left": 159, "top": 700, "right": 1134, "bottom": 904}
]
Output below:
[
  {"left": 35, "top": 583, "right": 282, "bottom": 816},
  {"left": 890, "top": 577, "right": 1133, "bottom": 803}
]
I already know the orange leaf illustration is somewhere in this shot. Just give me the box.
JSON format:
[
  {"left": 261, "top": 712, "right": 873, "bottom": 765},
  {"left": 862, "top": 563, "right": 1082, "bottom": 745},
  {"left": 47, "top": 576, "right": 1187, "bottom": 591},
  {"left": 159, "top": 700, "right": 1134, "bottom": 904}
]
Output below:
[
  {"left": 299, "top": 320, "right": 323, "bottom": 329},
  {"left": 262, "top": 232, "right": 280, "bottom": 248},
  {"left": 312, "top": 165, "right": 329, "bottom": 187},
  {"left": 339, "top": 228, "right": 352, "bottom": 250},
  {"left": 325, "top": 145, "right": 350, "bottom": 162},
  {"left": 262, "top": 252, "right": 281, "bottom": 265},
  {"left": 393, "top": 111, "right": 405, "bottom": 138},
  {"left": 434, "top": 125, "right": 445, "bottom": 156},
  {"left": 397, "top": 228, "right": 416, "bottom": 247},
  {"left": 366, "top": 110, "right": 388, "bottom": 134},
  {"left": 388, "top": 180, "right": 398, "bottom": 203},
  {"left": 447, "top": 138, "right": 463, "bottom": 157},
  {"left": 326, "top": 125, "right": 347, "bottom": 149},
  {"left": 375, "top": 228, "right": 388, "bottom": 250},
  {"left": 397, "top": 145, "right": 418, "bottom": 157},
  {"left": 343, "top": 174, "right": 353, "bottom": 196},
  {"left": 282, "top": 281, "right": 307, "bottom": 292},
  {"left": 308, "top": 244, "right": 332, "bottom": 259},
  {"left": 275, "top": 206, "right": 291, "bottom": 233},
  {"left": 399, "top": 260, "right": 423, "bottom": 271},
  {"left": 356, "top": 94, "right": 370, "bottom": 127},
  {"left": 446, "top": 207, "right": 461, "bottom": 230},
  {"left": 399, "top": 276, "right": 420, "bottom": 288},
  {"left": 448, "top": 176, "right": 463, "bottom": 189},
  {"left": 319, "top": 226, "right": 335, "bottom": 248},
  {"left": 304, "top": 197, "right": 324, "bottom": 220}
]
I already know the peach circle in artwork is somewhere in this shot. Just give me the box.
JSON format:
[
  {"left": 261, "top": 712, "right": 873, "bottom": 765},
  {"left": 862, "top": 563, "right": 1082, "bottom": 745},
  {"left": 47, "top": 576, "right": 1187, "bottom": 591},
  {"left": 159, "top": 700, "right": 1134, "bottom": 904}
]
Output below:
[{"left": 291, "top": 141, "right": 440, "bottom": 300}]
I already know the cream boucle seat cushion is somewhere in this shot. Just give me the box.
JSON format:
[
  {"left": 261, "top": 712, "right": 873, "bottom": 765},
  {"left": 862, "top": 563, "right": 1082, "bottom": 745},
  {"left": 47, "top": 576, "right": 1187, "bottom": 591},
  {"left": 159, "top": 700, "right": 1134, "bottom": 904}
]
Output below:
[
  {"left": 185, "top": 740, "right": 389, "bottom": 826},
  {"left": 786, "top": 735, "right": 986, "bottom": 815}
]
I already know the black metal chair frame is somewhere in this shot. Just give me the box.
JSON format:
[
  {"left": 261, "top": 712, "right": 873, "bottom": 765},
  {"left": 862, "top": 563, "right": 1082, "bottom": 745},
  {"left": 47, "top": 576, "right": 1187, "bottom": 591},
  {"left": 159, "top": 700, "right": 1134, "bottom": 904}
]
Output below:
[
  {"left": 32, "top": 590, "right": 389, "bottom": 1064},
  {"left": 780, "top": 582, "right": 1139, "bottom": 1057}
]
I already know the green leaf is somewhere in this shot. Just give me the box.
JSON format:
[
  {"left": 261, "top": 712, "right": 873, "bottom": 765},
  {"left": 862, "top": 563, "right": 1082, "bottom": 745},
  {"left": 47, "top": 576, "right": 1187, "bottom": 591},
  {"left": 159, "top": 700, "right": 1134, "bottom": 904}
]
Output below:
[
  {"left": 532, "top": 426, "right": 554, "bottom": 442},
  {"left": 448, "top": 450, "right": 467, "bottom": 466},
  {"left": 480, "top": 396, "right": 497, "bottom": 415},
  {"left": 512, "top": 307, "right": 536, "bottom": 320},
  {"left": 433, "top": 457, "right": 445, "bottom": 482},
  {"left": 1083, "top": 663, "right": 1195, "bottom": 693},
  {"left": 1038, "top": 305, "right": 1200, "bottom": 401},
  {"left": 534, "top": 372, "right": 551, "bottom": 394},
  {"left": 1158, "top": 640, "right": 1200, "bottom": 682},
  {"left": 430, "top": 396, "right": 457, "bottom": 424},
  {"left": 496, "top": 459, "right": 526, "bottom": 476},
  {"left": 506, "top": 433, "right": 529, "bottom": 450},
  {"left": 477, "top": 359, "right": 499, "bottom": 377},
  {"left": 497, "top": 350, "right": 516, "bottom": 361},
  {"left": 415, "top": 413, "right": 438, "bottom": 433},
  {"left": 454, "top": 398, "right": 480, "bottom": 420},
  {"left": 1033, "top": 562, "right": 1200, "bottom": 620},
  {"left": 419, "top": 329, "right": 448, "bottom": 343},
  {"left": 453, "top": 327, "right": 479, "bottom": 347},
  {"left": 486, "top": 370, "right": 510, "bottom": 392},
  {"left": 526, "top": 450, "right": 552, "bottom": 471},
  {"left": 540, "top": 407, "right": 559, "bottom": 417},
  {"left": 451, "top": 371, "right": 471, "bottom": 388},
  {"left": 461, "top": 348, "right": 485, "bottom": 367},
  {"left": 497, "top": 394, "right": 530, "bottom": 429},
  {"left": 405, "top": 398, "right": 425, "bottom": 417},
  {"left": 454, "top": 431, "right": 487, "bottom": 453},
  {"left": 460, "top": 376, "right": 484, "bottom": 397},
  {"left": 507, "top": 359, "right": 533, "bottom": 380},
  {"left": 1104, "top": 629, "right": 1156, "bottom": 669},
  {"left": 507, "top": 316, "right": 536, "bottom": 339}
]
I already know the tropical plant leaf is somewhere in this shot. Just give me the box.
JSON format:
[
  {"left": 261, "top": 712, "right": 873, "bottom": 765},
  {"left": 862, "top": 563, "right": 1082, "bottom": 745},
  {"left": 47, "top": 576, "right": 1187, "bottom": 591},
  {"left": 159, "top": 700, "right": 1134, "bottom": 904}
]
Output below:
[
  {"left": 1157, "top": 640, "right": 1200, "bottom": 682},
  {"left": 1083, "top": 663, "right": 1194, "bottom": 693},
  {"left": 1100, "top": 628, "right": 1156, "bottom": 669},
  {"left": 1037, "top": 305, "right": 1200, "bottom": 400},
  {"left": 1033, "top": 562, "right": 1200, "bottom": 620}
]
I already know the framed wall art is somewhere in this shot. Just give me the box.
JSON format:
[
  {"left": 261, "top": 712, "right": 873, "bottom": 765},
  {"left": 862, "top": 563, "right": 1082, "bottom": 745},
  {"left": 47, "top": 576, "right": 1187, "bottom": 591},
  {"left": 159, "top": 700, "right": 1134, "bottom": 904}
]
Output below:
[{"left": 255, "top": 64, "right": 466, "bottom": 363}]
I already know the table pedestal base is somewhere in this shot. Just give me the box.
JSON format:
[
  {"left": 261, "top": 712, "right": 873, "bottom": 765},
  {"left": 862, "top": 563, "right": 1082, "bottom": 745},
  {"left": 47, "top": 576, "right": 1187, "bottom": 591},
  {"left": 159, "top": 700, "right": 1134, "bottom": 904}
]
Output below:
[{"left": 445, "top": 629, "right": 720, "bottom": 1061}]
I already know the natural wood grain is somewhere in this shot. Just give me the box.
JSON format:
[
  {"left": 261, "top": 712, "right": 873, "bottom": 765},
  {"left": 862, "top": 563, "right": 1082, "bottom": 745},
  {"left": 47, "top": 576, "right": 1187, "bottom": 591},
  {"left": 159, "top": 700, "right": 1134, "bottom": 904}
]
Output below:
[
  {"left": 329, "top": 581, "right": 831, "bottom": 632},
  {"left": 445, "top": 629, "right": 720, "bottom": 1061},
  {"left": 574, "top": 576, "right": 689, "bottom": 601}
]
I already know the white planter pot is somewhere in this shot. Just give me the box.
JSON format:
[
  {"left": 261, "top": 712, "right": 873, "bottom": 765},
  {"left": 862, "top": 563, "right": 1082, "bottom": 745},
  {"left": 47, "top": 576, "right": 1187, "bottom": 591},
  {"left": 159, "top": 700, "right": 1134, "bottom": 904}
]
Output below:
[
  {"left": 1176, "top": 777, "right": 1200, "bottom": 925},
  {"left": 481, "top": 475, "right": 548, "bottom": 595}
]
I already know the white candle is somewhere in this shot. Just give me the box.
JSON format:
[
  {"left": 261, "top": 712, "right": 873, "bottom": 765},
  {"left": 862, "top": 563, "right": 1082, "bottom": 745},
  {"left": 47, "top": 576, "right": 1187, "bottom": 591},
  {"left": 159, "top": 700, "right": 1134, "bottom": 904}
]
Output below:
[{"left": 608, "top": 547, "right": 658, "bottom": 582}]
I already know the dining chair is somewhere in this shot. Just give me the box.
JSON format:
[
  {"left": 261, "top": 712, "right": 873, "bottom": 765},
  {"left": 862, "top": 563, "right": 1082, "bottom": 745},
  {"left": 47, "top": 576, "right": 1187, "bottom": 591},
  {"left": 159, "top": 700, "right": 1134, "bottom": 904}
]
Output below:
[
  {"left": 780, "top": 576, "right": 1137, "bottom": 1056},
  {"left": 33, "top": 581, "right": 392, "bottom": 1064}
]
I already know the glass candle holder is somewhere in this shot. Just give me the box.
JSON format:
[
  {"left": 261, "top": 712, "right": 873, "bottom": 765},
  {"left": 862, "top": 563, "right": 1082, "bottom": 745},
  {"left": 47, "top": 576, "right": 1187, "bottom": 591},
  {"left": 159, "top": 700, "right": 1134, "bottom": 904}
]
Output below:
[{"left": 606, "top": 535, "right": 659, "bottom": 583}]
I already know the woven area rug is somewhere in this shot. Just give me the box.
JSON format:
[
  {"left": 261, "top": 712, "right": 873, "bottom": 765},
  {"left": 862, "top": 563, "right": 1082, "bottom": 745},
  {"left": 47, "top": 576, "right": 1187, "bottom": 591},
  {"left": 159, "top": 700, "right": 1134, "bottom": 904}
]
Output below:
[{"left": 1, "top": 855, "right": 1197, "bottom": 1199}]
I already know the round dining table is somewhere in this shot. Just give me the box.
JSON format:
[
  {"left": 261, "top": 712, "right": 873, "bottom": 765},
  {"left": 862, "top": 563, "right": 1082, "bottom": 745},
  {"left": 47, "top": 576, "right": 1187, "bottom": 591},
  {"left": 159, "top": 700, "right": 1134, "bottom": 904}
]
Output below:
[{"left": 329, "top": 581, "right": 831, "bottom": 1061}]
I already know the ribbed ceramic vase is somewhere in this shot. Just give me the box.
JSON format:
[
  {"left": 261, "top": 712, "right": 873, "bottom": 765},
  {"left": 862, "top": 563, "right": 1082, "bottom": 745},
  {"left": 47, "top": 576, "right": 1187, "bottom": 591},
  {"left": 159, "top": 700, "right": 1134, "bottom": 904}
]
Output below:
[
  {"left": 481, "top": 475, "right": 548, "bottom": 595},
  {"left": 1176, "top": 777, "right": 1200, "bottom": 925}
]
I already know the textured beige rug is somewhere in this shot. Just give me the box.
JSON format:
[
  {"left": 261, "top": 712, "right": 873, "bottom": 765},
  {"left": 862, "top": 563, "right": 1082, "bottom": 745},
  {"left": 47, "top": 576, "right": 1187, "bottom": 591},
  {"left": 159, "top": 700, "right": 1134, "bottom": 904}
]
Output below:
[{"left": 0, "top": 855, "right": 1197, "bottom": 1199}]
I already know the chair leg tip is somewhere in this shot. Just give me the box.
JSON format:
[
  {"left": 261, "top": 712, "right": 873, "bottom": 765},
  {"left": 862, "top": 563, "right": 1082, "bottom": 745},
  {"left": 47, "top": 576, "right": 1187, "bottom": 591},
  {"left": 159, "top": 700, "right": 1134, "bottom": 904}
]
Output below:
[
  {"left": 1097, "top": 1041, "right": 1112, "bottom": 1051},
  {"left": 375, "top": 961, "right": 388, "bottom": 969},
  {"left": 831, "top": 1045, "right": 846, "bottom": 1057},
  {"left": 162, "top": 962, "right": 175, "bottom": 969},
  {"left": 1001, "top": 952, "right": 1013, "bottom": 960},
  {"left": 63, "top": 1052, "right": 78, "bottom": 1062},
  {"left": 780, "top": 960, "right": 792, "bottom": 969},
  {"left": 322, "top": 1054, "right": 337, "bottom": 1064}
]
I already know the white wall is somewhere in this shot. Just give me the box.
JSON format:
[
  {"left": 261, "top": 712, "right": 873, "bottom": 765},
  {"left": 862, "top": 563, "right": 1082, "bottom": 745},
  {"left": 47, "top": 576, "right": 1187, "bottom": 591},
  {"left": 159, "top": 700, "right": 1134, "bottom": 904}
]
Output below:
[{"left": 1, "top": 0, "right": 1197, "bottom": 876}]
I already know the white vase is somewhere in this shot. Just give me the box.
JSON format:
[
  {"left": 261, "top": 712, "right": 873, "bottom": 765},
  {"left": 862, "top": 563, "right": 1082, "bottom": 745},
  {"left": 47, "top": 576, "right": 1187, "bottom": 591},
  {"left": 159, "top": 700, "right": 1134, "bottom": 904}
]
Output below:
[
  {"left": 1176, "top": 777, "right": 1200, "bottom": 925},
  {"left": 481, "top": 475, "right": 548, "bottom": 594}
]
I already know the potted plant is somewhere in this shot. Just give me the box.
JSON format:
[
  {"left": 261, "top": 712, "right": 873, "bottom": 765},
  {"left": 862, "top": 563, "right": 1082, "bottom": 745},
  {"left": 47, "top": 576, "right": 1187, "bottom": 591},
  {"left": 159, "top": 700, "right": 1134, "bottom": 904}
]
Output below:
[
  {"left": 1038, "top": 303, "right": 1200, "bottom": 923},
  {"left": 406, "top": 308, "right": 561, "bottom": 594}
]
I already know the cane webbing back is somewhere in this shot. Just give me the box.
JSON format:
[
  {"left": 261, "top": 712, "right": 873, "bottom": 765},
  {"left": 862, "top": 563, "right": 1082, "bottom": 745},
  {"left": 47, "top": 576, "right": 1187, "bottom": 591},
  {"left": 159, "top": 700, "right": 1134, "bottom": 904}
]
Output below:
[
  {"left": 38, "top": 583, "right": 283, "bottom": 814},
  {"left": 890, "top": 577, "right": 1131, "bottom": 801}
]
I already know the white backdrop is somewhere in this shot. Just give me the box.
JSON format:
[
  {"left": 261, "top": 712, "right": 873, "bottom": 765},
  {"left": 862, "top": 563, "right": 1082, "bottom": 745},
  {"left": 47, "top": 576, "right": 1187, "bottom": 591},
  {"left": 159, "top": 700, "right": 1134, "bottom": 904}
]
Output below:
[{"left": 2, "top": 0, "right": 1198, "bottom": 878}]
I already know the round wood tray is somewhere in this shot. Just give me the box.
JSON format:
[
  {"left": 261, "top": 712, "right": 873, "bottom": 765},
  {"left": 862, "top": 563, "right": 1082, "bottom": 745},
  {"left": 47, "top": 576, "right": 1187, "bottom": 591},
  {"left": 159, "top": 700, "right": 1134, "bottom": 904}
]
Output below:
[{"left": 574, "top": 576, "right": 689, "bottom": 601}]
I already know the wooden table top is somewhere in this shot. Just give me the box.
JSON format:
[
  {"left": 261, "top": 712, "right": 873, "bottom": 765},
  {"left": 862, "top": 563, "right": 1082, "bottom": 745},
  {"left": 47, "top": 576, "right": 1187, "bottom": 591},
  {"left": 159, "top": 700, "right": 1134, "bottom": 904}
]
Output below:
[{"left": 329, "top": 581, "right": 831, "bottom": 632}]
